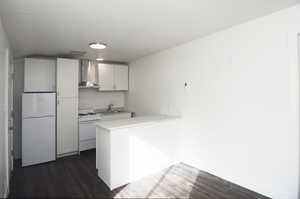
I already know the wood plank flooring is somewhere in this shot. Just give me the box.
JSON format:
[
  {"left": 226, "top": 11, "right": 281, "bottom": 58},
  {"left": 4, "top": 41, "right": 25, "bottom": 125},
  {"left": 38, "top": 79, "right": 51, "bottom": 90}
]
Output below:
[{"left": 9, "top": 150, "right": 269, "bottom": 199}]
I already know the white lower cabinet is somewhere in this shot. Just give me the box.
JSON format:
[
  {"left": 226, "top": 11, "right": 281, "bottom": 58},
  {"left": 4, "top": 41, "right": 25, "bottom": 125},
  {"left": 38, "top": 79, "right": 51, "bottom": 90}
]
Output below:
[
  {"left": 96, "top": 117, "right": 179, "bottom": 190},
  {"left": 57, "top": 98, "right": 78, "bottom": 156}
]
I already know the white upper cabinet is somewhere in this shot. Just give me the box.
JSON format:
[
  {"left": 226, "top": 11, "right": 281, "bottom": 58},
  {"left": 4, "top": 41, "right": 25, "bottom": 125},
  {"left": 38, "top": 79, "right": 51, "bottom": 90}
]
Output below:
[
  {"left": 24, "top": 58, "right": 56, "bottom": 92},
  {"left": 114, "top": 64, "right": 129, "bottom": 91},
  {"left": 98, "top": 63, "right": 115, "bottom": 91},
  {"left": 98, "top": 63, "right": 129, "bottom": 91},
  {"left": 56, "top": 58, "right": 79, "bottom": 98}
]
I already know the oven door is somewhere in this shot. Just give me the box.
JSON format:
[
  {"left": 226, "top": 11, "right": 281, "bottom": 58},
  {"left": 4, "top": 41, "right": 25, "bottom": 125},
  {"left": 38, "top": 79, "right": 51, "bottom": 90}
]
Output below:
[
  {"left": 79, "top": 120, "right": 97, "bottom": 141},
  {"left": 79, "top": 120, "right": 98, "bottom": 152}
]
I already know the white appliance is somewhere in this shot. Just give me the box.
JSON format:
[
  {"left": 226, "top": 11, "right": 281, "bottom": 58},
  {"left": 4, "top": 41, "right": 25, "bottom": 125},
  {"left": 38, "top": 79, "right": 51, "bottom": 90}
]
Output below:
[
  {"left": 79, "top": 110, "right": 101, "bottom": 152},
  {"left": 79, "top": 109, "right": 132, "bottom": 152},
  {"left": 22, "top": 92, "right": 56, "bottom": 166}
]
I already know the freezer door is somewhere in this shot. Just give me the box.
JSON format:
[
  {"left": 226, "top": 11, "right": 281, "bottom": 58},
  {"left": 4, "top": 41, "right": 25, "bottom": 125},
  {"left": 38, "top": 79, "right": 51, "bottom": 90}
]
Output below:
[
  {"left": 22, "top": 93, "right": 56, "bottom": 118},
  {"left": 22, "top": 116, "right": 56, "bottom": 166}
]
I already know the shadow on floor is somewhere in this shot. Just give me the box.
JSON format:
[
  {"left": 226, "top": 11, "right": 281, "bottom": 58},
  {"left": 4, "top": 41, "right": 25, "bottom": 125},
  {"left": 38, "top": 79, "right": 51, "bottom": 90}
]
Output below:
[{"left": 112, "top": 163, "right": 270, "bottom": 199}]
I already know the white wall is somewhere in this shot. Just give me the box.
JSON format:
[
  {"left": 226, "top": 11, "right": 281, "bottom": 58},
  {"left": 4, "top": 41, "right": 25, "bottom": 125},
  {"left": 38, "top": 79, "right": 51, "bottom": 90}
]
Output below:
[
  {"left": 127, "top": 5, "right": 300, "bottom": 199},
  {"left": 0, "top": 16, "right": 11, "bottom": 198},
  {"left": 79, "top": 89, "right": 125, "bottom": 110}
]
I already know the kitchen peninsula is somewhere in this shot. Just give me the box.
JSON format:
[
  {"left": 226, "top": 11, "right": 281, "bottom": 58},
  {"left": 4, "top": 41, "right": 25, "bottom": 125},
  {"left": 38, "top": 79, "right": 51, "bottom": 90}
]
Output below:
[{"left": 96, "top": 115, "right": 180, "bottom": 190}]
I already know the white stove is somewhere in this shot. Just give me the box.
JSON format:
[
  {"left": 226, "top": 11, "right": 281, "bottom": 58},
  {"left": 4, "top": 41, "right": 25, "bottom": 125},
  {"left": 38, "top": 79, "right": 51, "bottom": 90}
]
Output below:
[
  {"left": 78, "top": 109, "right": 101, "bottom": 152},
  {"left": 78, "top": 108, "right": 132, "bottom": 152}
]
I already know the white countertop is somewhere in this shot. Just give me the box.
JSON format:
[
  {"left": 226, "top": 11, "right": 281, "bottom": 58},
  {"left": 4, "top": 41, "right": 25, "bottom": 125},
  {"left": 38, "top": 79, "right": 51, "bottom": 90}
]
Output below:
[{"left": 96, "top": 115, "right": 180, "bottom": 131}]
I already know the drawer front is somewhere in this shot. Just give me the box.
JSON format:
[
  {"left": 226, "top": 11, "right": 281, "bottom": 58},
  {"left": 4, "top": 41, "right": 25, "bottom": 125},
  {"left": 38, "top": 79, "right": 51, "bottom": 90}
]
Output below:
[{"left": 79, "top": 122, "right": 96, "bottom": 141}]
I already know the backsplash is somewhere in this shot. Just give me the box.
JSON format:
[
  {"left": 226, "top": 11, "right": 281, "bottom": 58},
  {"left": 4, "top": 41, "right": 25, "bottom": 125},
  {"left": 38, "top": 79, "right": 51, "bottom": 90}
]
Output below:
[{"left": 79, "top": 89, "right": 125, "bottom": 110}]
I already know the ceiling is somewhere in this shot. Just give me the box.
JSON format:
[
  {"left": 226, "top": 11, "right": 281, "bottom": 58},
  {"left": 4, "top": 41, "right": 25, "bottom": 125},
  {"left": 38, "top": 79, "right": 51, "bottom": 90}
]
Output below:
[{"left": 0, "top": 0, "right": 299, "bottom": 62}]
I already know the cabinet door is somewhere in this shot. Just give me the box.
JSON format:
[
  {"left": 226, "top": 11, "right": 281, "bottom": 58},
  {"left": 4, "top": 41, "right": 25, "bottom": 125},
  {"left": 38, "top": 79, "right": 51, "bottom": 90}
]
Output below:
[
  {"left": 114, "top": 64, "right": 128, "bottom": 91},
  {"left": 57, "top": 98, "right": 78, "bottom": 155},
  {"left": 98, "top": 63, "right": 114, "bottom": 91},
  {"left": 57, "top": 58, "right": 79, "bottom": 98},
  {"left": 24, "top": 58, "right": 56, "bottom": 92}
]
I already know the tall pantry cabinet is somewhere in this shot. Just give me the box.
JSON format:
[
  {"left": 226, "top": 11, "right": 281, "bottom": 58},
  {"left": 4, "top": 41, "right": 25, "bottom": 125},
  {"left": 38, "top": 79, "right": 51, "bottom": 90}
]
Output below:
[{"left": 56, "top": 58, "right": 79, "bottom": 157}]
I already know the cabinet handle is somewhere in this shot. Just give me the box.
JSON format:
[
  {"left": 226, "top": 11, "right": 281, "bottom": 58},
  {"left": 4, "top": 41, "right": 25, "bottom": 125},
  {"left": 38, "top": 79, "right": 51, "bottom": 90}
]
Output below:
[
  {"left": 57, "top": 99, "right": 60, "bottom": 105},
  {"left": 57, "top": 91, "right": 59, "bottom": 97}
]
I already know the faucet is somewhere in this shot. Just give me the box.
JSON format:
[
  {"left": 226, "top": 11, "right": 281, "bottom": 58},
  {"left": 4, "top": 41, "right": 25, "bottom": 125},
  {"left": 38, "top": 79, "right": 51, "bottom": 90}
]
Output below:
[{"left": 107, "top": 103, "right": 114, "bottom": 112}]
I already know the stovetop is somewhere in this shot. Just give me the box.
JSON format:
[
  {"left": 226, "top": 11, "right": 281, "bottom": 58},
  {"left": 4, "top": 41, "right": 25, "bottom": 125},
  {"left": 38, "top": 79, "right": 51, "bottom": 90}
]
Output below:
[
  {"left": 78, "top": 109, "right": 101, "bottom": 122},
  {"left": 79, "top": 113, "right": 101, "bottom": 122}
]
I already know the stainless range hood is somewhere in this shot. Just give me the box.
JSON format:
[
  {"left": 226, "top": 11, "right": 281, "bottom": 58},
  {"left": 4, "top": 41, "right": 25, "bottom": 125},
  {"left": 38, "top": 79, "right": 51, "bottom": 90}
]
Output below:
[{"left": 79, "top": 60, "right": 99, "bottom": 88}]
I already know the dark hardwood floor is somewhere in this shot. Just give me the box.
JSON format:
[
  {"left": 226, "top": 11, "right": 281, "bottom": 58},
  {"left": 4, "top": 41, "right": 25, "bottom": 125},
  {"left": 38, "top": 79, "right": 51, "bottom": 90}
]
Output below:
[
  {"left": 10, "top": 150, "right": 112, "bottom": 199},
  {"left": 9, "top": 150, "right": 269, "bottom": 199}
]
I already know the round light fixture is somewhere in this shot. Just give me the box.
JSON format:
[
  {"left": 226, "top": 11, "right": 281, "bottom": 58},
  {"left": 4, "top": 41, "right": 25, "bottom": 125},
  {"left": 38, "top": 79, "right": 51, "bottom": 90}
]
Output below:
[
  {"left": 96, "top": 58, "right": 104, "bottom": 61},
  {"left": 89, "top": 42, "right": 107, "bottom": 50}
]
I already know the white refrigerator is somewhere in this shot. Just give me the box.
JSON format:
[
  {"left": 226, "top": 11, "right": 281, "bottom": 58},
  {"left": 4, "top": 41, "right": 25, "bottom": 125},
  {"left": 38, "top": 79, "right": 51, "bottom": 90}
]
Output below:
[{"left": 22, "top": 92, "right": 56, "bottom": 166}]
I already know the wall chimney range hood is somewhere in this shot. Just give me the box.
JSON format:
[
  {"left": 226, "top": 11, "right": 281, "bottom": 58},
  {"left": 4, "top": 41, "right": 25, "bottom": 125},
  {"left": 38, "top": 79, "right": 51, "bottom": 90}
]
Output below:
[{"left": 79, "top": 60, "right": 99, "bottom": 88}]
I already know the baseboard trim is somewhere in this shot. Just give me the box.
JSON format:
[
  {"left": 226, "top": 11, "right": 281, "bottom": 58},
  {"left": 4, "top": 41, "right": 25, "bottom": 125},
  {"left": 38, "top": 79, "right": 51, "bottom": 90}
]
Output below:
[
  {"left": 4, "top": 186, "right": 9, "bottom": 198},
  {"left": 57, "top": 151, "right": 79, "bottom": 158}
]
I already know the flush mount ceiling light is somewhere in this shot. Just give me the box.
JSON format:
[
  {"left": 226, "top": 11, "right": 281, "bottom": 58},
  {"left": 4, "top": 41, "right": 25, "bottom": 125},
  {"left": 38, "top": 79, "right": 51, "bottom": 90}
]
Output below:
[
  {"left": 89, "top": 42, "right": 107, "bottom": 50},
  {"left": 96, "top": 58, "right": 104, "bottom": 61}
]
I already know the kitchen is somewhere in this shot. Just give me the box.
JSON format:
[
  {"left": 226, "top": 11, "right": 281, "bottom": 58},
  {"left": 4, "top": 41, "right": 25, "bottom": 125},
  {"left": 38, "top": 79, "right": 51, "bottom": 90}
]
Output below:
[
  {"left": 20, "top": 56, "right": 133, "bottom": 163},
  {"left": 16, "top": 54, "right": 180, "bottom": 192},
  {"left": 0, "top": 1, "right": 299, "bottom": 199}
]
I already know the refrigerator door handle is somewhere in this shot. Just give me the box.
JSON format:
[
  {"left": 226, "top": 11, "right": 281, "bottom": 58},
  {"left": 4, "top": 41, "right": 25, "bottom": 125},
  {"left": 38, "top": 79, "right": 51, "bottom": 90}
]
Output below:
[{"left": 23, "top": 115, "right": 56, "bottom": 119}]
